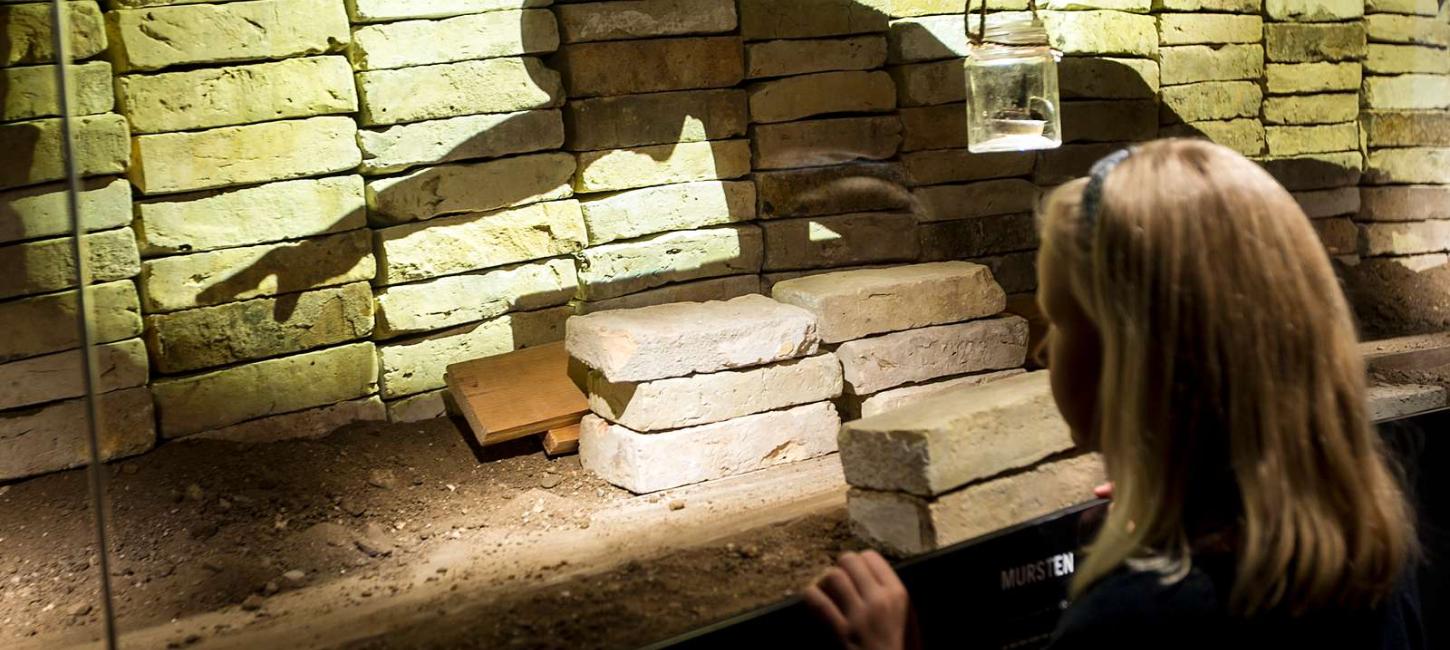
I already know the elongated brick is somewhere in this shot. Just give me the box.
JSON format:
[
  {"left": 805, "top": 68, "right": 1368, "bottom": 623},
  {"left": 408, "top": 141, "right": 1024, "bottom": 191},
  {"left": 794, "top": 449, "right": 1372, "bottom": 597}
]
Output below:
[
  {"left": 1158, "top": 13, "right": 1262, "bottom": 44},
  {"left": 853, "top": 369, "right": 1027, "bottom": 419},
  {"left": 1160, "top": 82, "right": 1263, "bottom": 124},
  {"left": 366, "top": 152, "right": 575, "bottom": 225},
  {"left": 761, "top": 213, "right": 920, "bottom": 271},
  {"left": 360, "top": 109, "right": 564, "bottom": 175},
  {"left": 1266, "top": 0, "right": 1362, "bottom": 21},
  {"left": 1159, "top": 44, "right": 1263, "bottom": 85},
  {"left": 575, "top": 139, "right": 751, "bottom": 193},
  {"left": 1265, "top": 62, "right": 1361, "bottom": 95},
  {"left": 1263, "top": 94, "right": 1358, "bottom": 125},
  {"left": 1293, "top": 187, "right": 1360, "bottom": 218},
  {"left": 1366, "top": 148, "right": 1450, "bottom": 185},
  {"left": 345, "top": 0, "right": 548, "bottom": 22},
  {"left": 0, "top": 387, "right": 154, "bottom": 482},
  {"left": 903, "top": 150, "right": 1036, "bottom": 186},
  {"left": 1, "top": 61, "right": 112, "bottom": 122},
  {"left": 752, "top": 116, "right": 902, "bottom": 170},
  {"left": 1265, "top": 23, "right": 1365, "bottom": 63},
  {"left": 0, "top": 229, "right": 139, "bottom": 301},
  {"left": 1367, "top": 44, "right": 1450, "bottom": 75},
  {"left": 889, "top": 59, "right": 965, "bottom": 106},
  {"left": 901, "top": 104, "right": 967, "bottom": 151},
  {"left": 374, "top": 258, "right": 577, "bottom": 339},
  {"left": 837, "top": 315, "right": 1028, "bottom": 394},
  {"left": 1360, "top": 186, "right": 1450, "bottom": 221},
  {"left": 135, "top": 176, "right": 365, "bottom": 255},
  {"left": 772, "top": 262, "right": 1007, "bottom": 343},
  {"left": 913, "top": 179, "right": 1038, "bottom": 222},
  {"left": 0, "top": 339, "right": 148, "bottom": 411},
  {"left": 1362, "top": 111, "right": 1450, "bottom": 148},
  {"left": 1042, "top": 10, "right": 1157, "bottom": 57},
  {"left": 0, "top": 115, "right": 128, "bottom": 191},
  {"left": 576, "top": 224, "right": 764, "bottom": 300},
  {"left": 350, "top": 10, "right": 557, "bottom": 70},
  {"left": 747, "top": 35, "right": 887, "bottom": 79},
  {"left": 374, "top": 200, "right": 587, "bottom": 285},
  {"left": 129, "top": 116, "right": 361, "bottom": 195},
  {"left": 377, "top": 306, "right": 570, "bottom": 398},
  {"left": 572, "top": 274, "right": 762, "bottom": 315},
  {"left": 107, "top": 0, "right": 349, "bottom": 72},
  {"left": 356, "top": 57, "right": 562, "bottom": 126},
  {"left": 1362, "top": 74, "right": 1450, "bottom": 111},
  {"left": 193, "top": 397, "right": 386, "bottom": 444},
  {"left": 738, "top": 0, "right": 889, "bottom": 40},
  {"left": 1059, "top": 57, "right": 1160, "bottom": 99},
  {"left": 1366, "top": 14, "right": 1450, "bottom": 46},
  {"left": 749, "top": 70, "right": 896, "bottom": 123},
  {"left": 564, "top": 89, "right": 747, "bottom": 152},
  {"left": 1361, "top": 222, "right": 1450, "bottom": 257},
  {"left": 1, "top": 1, "right": 105, "bottom": 66},
  {"left": 1258, "top": 151, "right": 1362, "bottom": 191},
  {"left": 116, "top": 57, "right": 356, "bottom": 134},
  {"left": 755, "top": 162, "right": 911, "bottom": 218},
  {"left": 1063, "top": 100, "right": 1158, "bottom": 142},
  {"left": 1162, "top": 118, "right": 1266, "bottom": 156},
  {"left": 0, "top": 177, "right": 130, "bottom": 246},
  {"left": 556, "top": 36, "right": 744, "bottom": 98},
  {"left": 580, "top": 179, "right": 756, "bottom": 245},
  {"left": 0, "top": 281, "right": 141, "bottom": 363},
  {"left": 556, "top": 0, "right": 737, "bottom": 42},
  {"left": 887, "top": 14, "right": 966, "bottom": 63},
  {"left": 1266, "top": 122, "right": 1359, "bottom": 156},
  {"left": 920, "top": 212, "right": 1039, "bottom": 260}
]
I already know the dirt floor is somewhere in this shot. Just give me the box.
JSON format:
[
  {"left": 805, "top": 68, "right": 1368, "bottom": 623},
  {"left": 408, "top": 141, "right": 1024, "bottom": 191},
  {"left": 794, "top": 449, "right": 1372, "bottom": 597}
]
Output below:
[{"left": 0, "top": 417, "right": 855, "bottom": 649}]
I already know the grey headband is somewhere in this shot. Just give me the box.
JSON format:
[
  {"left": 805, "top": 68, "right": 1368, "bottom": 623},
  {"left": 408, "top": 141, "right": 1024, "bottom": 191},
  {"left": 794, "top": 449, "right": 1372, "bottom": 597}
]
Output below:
[{"left": 1080, "top": 147, "right": 1134, "bottom": 239}]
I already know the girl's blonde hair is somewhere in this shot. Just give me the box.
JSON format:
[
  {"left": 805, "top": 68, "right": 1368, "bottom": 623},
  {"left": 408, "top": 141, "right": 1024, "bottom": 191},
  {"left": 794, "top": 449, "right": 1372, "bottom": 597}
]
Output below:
[{"left": 1039, "top": 139, "right": 1416, "bottom": 615}]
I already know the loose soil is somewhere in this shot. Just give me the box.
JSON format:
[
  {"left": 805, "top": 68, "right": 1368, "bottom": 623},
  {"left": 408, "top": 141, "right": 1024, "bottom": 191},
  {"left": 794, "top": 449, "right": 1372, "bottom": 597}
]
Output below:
[{"left": 0, "top": 417, "right": 854, "bottom": 649}]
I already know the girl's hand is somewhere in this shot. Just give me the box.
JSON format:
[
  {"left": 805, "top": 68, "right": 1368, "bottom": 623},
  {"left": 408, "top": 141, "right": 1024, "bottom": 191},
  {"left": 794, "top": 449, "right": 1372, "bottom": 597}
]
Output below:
[
  {"left": 1093, "top": 482, "right": 1113, "bottom": 499},
  {"left": 803, "top": 550, "right": 911, "bottom": 650}
]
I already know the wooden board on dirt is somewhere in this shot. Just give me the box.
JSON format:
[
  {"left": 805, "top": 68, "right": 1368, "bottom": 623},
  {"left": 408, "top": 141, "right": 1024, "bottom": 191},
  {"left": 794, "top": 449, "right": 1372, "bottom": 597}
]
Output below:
[
  {"left": 445, "top": 341, "right": 589, "bottom": 447},
  {"left": 542, "top": 424, "right": 581, "bottom": 456}
]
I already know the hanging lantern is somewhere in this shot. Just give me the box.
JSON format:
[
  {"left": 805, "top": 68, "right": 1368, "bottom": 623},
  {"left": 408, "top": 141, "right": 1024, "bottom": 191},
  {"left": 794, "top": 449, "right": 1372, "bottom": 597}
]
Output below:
[{"left": 964, "top": 1, "right": 1062, "bottom": 153}]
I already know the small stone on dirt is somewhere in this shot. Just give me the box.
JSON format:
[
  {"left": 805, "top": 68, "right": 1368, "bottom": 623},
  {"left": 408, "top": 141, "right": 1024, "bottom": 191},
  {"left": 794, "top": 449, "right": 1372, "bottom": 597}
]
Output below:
[
  {"left": 190, "top": 522, "right": 219, "bottom": 541},
  {"left": 216, "top": 499, "right": 232, "bottom": 512},
  {"left": 263, "top": 581, "right": 280, "bottom": 596},
  {"left": 122, "top": 464, "right": 139, "bottom": 475},
  {"left": 240, "top": 595, "right": 265, "bottom": 611},
  {"left": 539, "top": 474, "right": 562, "bottom": 489},
  {"left": 201, "top": 559, "right": 224, "bottom": 573},
  {"left": 341, "top": 498, "right": 366, "bottom": 517},
  {"left": 69, "top": 602, "right": 92, "bottom": 617},
  {"left": 184, "top": 484, "right": 205, "bottom": 502},
  {"left": 356, "top": 523, "right": 395, "bottom": 558},
  {"left": 367, "top": 469, "right": 400, "bottom": 490},
  {"left": 668, "top": 500, "right": 686, "bottom": 511},
  {"left": 282, "top": 569, "right": 307, "bottom": 585}
]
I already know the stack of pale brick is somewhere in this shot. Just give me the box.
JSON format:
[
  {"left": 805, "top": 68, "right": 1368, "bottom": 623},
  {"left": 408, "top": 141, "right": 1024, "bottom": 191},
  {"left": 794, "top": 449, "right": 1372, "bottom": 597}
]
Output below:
[
  {"left": 107, "top": 0, "right": 385, "bottom": 442},
  {"left": 555, "top": 1, "right": 762, "bottom": 316},
  {"left": 348, "top": 0, "right": 580, "bottom": 423},
  {"left": 0, "top": 1, "right": 152, "bottom": 481},
  {"left": 1157, "top": 0, "right": 1266, "bottom": 156}
]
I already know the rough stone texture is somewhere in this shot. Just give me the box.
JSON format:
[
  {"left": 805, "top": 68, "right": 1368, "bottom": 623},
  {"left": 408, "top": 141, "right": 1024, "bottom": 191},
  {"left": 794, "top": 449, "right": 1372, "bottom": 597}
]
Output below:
[
  {"left": 564, "top": 89, "right": 747, "bottom": 152},
  {"left": 1365, "top": 148, "right": 1450, "bottom": 185},
  {"left": 913, "top": 179, "right": 1039, "bottom": 222},
  {"left": 889, "top": 59, "right": 964, "bottom": 107},
  {"left": 1362, "top": 74, "right": 1450, "bottom": 111},
  {"left": 772, "top": 262, "right": 1007, "bottom": 344},
  {"left": 1364, "top": 0, "right": 1439, "bottom": 14},
  {"left": 145, "top": 282, "right": 375, "bottom": 374},
  {"left": 360, "top": 109, "right": 564, "bottom": 175},
  {"left": 1163, "top": 118, "right": 1267, "bottom": 156},
  {"left": 139, "top": 229, "right": 374, "bottom": 313},
  {"left": 1264, "top": 62, "right": 1361, "bottom": 95},
  {"left": 1263, "top": 93, "right": 1359, "bottom": 125},
  {"left": 1366, "top": 14, "right": 1450, "bottom": 46},
  {"left": 1361, "top": 222, "right": 1450, "bottom": 256},
  {"left": 385, "top": 389, "right": 455, "bottom": 423},
  {"left": 1159, "top": 44, "right": 1264, "bottom": 85},
  {"left": 374, "top": 258, "right": 576, "bottom": 339},
  {"left": 900, "top": 104, "right": 966, "bottom": 151},
  {"left": 1367, "top": 44, "right": 1450, "bottom": 75},
  {"left": 357, "top": 57, "right": 563, "bottom": 126},
  {"left": 116, "top": 56, "right": 357, "bottom": 133},
  {"left": 129, "top": 116, "right": 360, "bottom": 195},
  {"left": 737, "top": 0, "right": 890, "bottom": 41},
  {"left": 752, "top": 116, "right": 902, "bottom": 170},
  {"left": 1266, "top": 122, "right": 1359, "bottom": 156},
  {"left": 919, "top": 212, "right": 1039, "bottom": 260},
  {"left": 1360, "top": 186, "right": 1450, "bottom": 221},
  {"left": 1157, "top": 14, "right": 1261, "bottom": 45},
  {"left": 0, "top": 177, "right": 131, "bottom": 245},
  {"left": 1362, "top": 111, "right": 1450, "bottom": 148},
  {"left": 350, "top": 9, "right": 558, "bottom": 70},
  {"left": 580, "top": 180, "right": 756, "bottom": 245},
  {"left": 747, "top": 35, "right": 887, "bottom": 79},
  {"left": 755, "top": 162, "right": 911, "bottom": 218},
  {"left": 0, "top": 229, "right": 139, "bottom": 301},
  {"left": 588, "top": 354, "right": 842, "bottom": 431},
  {"left": 556, "top": 36, "right": 744, "bottom": 98},
  {"left": 1, "top": 1, "right": 106, "bottom": 66},
  {"left": 1258, "top": 151, "right": 1363, "bottom": 191},
  {"left": 0, "top": 339, "right": 148, "bottom": 411},
  {"left": 134, "top": 176, "right": 366, "bottom": 255},
  {"left": 836, "top": 315, "right": 1027, "bottom": 395},
  {"left": 1042, "top": 0, "right": 1151, "bottom": 9},
  {"left": 1293, "top": 186, "right": 1361, "bottom": 218},
  {"left": 366, "top": 152, "right": 575, "bottom": 225},
  {"left": 575, "top": 139, "right": 751, "bottom": 193},
  {"left": 762, "top": 212, "right": 920, "bottom": 271},
  {"left": 345, "top": 0, "right": 549, "bottom": 22},
  {"left": 572, "top": 274, "right": 762, "bottom": 314},
  {"left": 1367, "top": 384, "right": 1447, "bottom": 422},
  {"left": 556, "top": 0, "right": 736, "bottom": 42},
  {"left": 839, "top": 371, "right": 1068, "bottom": 495},
  {"left": 853, "top": 369, "right": 1027, "bottom": 419},
  {"left": 153, "top": 342, "right": 379, "bottom": 438},
  {"left": 1059, "top": 57, "right": 1160, "bottom": 99},
  {"left": 1041, "top": 10, "right": 1158, "bottom": 56},
  {"left": 0, "top": 387, "right": 154, "bottom": 482},
  {"left": 1266, "top": 0, "right": 1363, "bottom": 21},
  {"left": 903, "top": 150, "right": 1036, "bottom": 186},
  {"left": 0, "top": 114, "right": 129, "bottom": 191},
  {"left": 848, "top": 454, "right": 1105, "bottom": 556},
  {"left": 1, "top": 61, "right": 113, "bottom": 122},
  {"left": 575, "top": 224, "right": 764, "bottom": 300},
  {"left": 192, "top": 396, "right": 387, "bottom": 443},
  {"left": 579, "top": 402, "right": 840, "bottom": 494},
  {"left": 374, "top": 200, "right": 586, "bottom": 286},
  {"left": 1062, "top": 100, "right": 1159, "bottom": 143},
  {"left": 1154, "top": 0, "right": 1259, "bottom": 10},
  {"left": 1314, "top": 217, "right": 1358, "bottom": 256},
  {"left": 0, "top": 281, "right": 141, "bottom": 363},
  {"left": 378, "top": 306, "right": 570, "bottom": 398},
  {"left": 1160, "top": 82, "right": 1263, "bottom": 124},
  {"left": 1265, "top": 23, "right": 1367, "bottom": 63},
  {"left": 1341, "top": 254, "right": 1450, "bottom": 337},
  {"left": 886, "top": 14, "right": 965, "bottom": 63},
  {"left": 567, "top": 294, "right": 818, "bottom": 382},
  {"left": 107, "top": 0, "right": 349, "bottom": 72},
  {"left": 748, "top": 71, "right": 897, "bottom": 123},
  {"left": 974, "top": 250, "right": 1038, "bottom": 294}
]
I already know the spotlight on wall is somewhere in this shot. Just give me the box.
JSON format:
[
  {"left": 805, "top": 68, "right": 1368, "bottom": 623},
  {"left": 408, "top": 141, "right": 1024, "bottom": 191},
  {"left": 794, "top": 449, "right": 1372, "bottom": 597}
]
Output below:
[{"left": 964, "top": 1, "right": 1063, "bottom": 153}]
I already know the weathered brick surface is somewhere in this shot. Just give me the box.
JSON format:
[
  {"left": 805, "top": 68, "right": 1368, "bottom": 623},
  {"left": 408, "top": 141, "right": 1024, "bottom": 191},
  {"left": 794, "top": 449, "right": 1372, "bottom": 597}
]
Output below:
[
  {"left": 0, "top": 115, "right": 129, "bottom": 191},
  {"left": 887, "top": 15, "right": 965, "bottom": 63},
  {"left": 360, "top": 109, "right": 564, "bottom": 175},
  {"left": 385, "top": 389, "right": 455, "bottom": 423},
  {"left": 913, "top": 179, "right": 1039, "bottom": 222},
  {"left": 374, "top": 257, "right": 576, "bottom": 339},
  {"left": 145, "top": 282, "right": 375, "bottom": 374},
  {"left": 580, "top": 180, "right": 756, "bottom": 245},
  {"left": 0, "top": 281, "right": 141, "bottom": 363},
  {"left": 579, "top": 402, "right": 840, "bottom": 494},
  {"left": 1365, "top": 148, "right": 1450, "bottom": 185},
  {"left": 752, "top": 116, "right": 902, "bottom": 170},
  {"left": 1362, "top": 74, "right": 1450, "bottom": 110},
  {"left": 756, "top": 162, "right": 911, "bottom": 218},
  {"left": 135, "top": 176, "right": 365, "bottom": 255},
  {"left": 1, "top": 1, "right": 106, "bottom": 66},
  {"left": 564, "top": 89, "right": 747, "bottom": 152},
  {"left": 153, "top": 342, "right": 379, "bottom": 437},
  {"left": 1163, "top": 118, "right": 1267, "bottom": 156},
  {"left": 350, "top": 9, "right": 558, "bottom": 70},
  {"left": 1366, "top": 14, "right": 1450, "bottom": 46},
  {"left": 772, "top": 262, "right": 1006, "bottom": 343},
  {"left": 1266, "top": 122, "right": 1359, "bottom": 156},
  {"left": 1154, "top": 0, "right": 1259, "bottom": 10},
  {"left": 0, "top": 177, "right": 130, "bottom": 245},
  {"left": 1362, "top": 111, "right": 1450, "bottom": 148},
  {"left": 1361, "top": 222, "right": 1450, "bottom": 257},
  {"left": 746, "top": 35, "right": 887, "bottom": 79},
  {"left": 762, "top": 212, "right": 920, "bottom": 271},
  {"left": 556, "top": 0, "right": 736, "bottom": 42},
  {"left": 852, "top": 369, "right": 1026, "bottom": 419},
  {"left": 1266, "top": 0, "right": 1363, "bottom": 21},
  {"left": 1258, "top": 151, "right": 1363, "bottom": 191},
  {"left": 557, "top": 36, "right": 744, "bottom": 98},
  {"left": 139, "top": 229, "right": 374, "bottom": 313},
  {"left": 1059, "top": 57, "right": 1160, "bottom": 99},
  {"left": 1368, "top": 384, "right": 1448, "bottom": 422},
  {"left": 374, "top": 200, "right": 586, "bottom": 286},
  {"left": 108, "top": 0, "right": 349, "bottom": 72},
  {"left": 1265, "top": 62, "right": 1361, "bottom": 94},
  {"left": 0, "top": 387, "right": 154, "bottom": 482},
  {"left": 345, "top": 0, "right": 549, "bottom": 22},
  {"left": 588, "top": 354, "right": 842, "bottom": 431},
  {"left": 116, "top": 56, "right": 357, "bottom": 133},
  {"left": 378, "top": 307, "right": 570, "bottom": 398},
  {"left": 836, "top": 315, "right": 1029, "bottom": 395},
  {"left": 900, "top": 104, "right": 966, "bottom": 151},
  {"left": 0, "top": 338, "right": 148, "bottom": 411},
  {"left": 903, "top": 150, "right": 1036, "bottom": 186},
  {"left": 2, "top": 61, "right": 113, "bottom": 122},
  {"left": 738, "top": 0, "right": 890, "bottom": 41},
  {"left": 1263, "top": 93, "right": 1359, "bottom": 125},
  {"left": 1293, "top": 186, "right": 1361, "bottom": 218},
  {"left": 1366, "top": 44, "right": 1450, "bottom": 75},
  {"left": 576, "top": 224, "right": 764, "bottom": 300},
  {"left": 1265, "top": 23, "right": 1366, "bottom": 63},
  {"left": 575, "top": 139, "right": 752, "bottom": 193},
  {"left": 572, "top": 274, "right": 761, "bottom": 314},
  {"left": 1158, "top": 13, "right": 1262, "bottom": 44},
  {"left": 357, "top": 58, "right": 563, "bottom": 126},
  {"left": 193, "top": 397, "right": 386, "bottom": 443},
  {"left": 566, "top": 294, "right": 818, "bottom": 382},
  {"left": 919, "top": 212, "right": 1039, "bottom": 260},
  {"left": 1364, "top": 0, "right": 1439, "bottom": 14},
  {"left": 1042, "top": 11, "right": 1158, "bottom": 56},
  {"left": 1062, "top": 100, "right": 1158, "bottom": 142},
  {"left": 749, "top": 71, "right": 897, "bottom": 122},
  {"left": 1360, "top": 186, "right": 1450, "bottom": 221},
  {"left": 839, "top": 371, "right": 1069, "bottom": 495},
  {"left": 889, "top": 59, "right": 964, "bottom": 106},
  {"left": 974, "top": 250, "right": 1039, "bottom": 294},
  {"left": 0, "top": 229, "right": 139, "bottom": 301},
  {"left": 1160, "top": 44, "right": 1264, "bottom": 85},
  {"left": 1314, "top": 217, "right": 1358, "bottom": 255},
  {"left": 366, "top": 152, "right": 575, "bottom": 225},
  {"left": 130, "top": 116, "right": 360, "bottom": 195},
  {"left": 1160, "top": 82, "right": 1263, "bottom": 123}
]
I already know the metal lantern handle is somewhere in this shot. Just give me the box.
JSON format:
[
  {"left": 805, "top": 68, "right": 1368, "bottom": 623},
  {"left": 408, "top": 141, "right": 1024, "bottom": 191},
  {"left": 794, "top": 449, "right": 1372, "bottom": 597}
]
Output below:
[{"left": 972, "top": 0, "right": 1042, "bottom": 45}]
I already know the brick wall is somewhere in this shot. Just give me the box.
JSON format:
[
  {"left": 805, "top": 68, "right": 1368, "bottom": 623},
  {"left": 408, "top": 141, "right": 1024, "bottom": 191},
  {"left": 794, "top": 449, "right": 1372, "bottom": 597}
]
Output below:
[{"left": 0, "top": 0, "right": 1446, "bottom": 480}]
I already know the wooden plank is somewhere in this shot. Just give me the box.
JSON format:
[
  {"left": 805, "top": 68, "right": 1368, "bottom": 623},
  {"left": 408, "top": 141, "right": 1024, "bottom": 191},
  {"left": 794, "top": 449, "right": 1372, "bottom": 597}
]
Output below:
[
  {"left": 445, "top": 341, "right": 589, "bottom": 446},
  {"left": 542, "top": 424, "right": 581, "bottom": 456}
]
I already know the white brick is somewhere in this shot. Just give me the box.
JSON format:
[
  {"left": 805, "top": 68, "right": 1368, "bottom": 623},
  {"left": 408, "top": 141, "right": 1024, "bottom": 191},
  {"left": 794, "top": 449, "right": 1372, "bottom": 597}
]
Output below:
[
  {"left": 1160, "top": 82, "right": 1264, "bottom": 124},
  {"left": 1157, "top": 13, "right": 1262, "bottom": 44},
  {"left": 1, "top": 61, "right": 113, "bottom": 122},
  {"left": 385, "top": 389, "right": 454, "bottom": 423},
  {"left": 1361, "top": 222, "right": 1450, "bottom": 256},
  {"left": 108, "top": 0, "right": 349, "bottom": 72},
  {"left": 1366, "top": 44, "right": 1450, "bottom": 75},
  {"left": 0, "top": 229, "right": 139, "bottom": 301},
  {"left": 116, "top": 57, "right": 357, "bottom": 133},
  {"left": 0, "top": 387, "right": 154, "bottom": 482},
  {"left": 772, "top": 262, "right": 1007, "bottom": 343},
  {"left": 135, "top": 176, "right": 365, "bottom": 255},
  {"left": 374, "top": 258, "right": 577, "bottom": 339},
  {"left": 350, "top": 9, "right": 559, "bottom": 70},
  {"left": 580, "top": 180, "right": 756, "bottom": 245},
  {"left": 359, "top": 109, "right": 564, "bottom": 175},
  {"left": 1366, "top": 15, "right": 1450, "bottom": 46},
  {"left": 129, "top": 116, "right": 361, "bottom": 195},
  {"left": 0, "top": 339, "right": 148, "bottom": 411},
  {"left": 357, "top": 57, "right": 563, "bottom": 126},
  {"left": 1368, "top": 384, "right": 1447, "bottom": 422},
  {"left": 1160, "top": 43, "right": 1264, "bottom": 85},
  {"left": 576, "top": 224, "right": 764, "bottom": 300},
  {"left": 378, "top": 307, "right": 570, "bottom": 398},
  {"left": 1266, "top": 122, "right": 1359, "bottom": 156},
  {"left": 0, "top": 177, "right": 131, "bottom": 246},
  {"left": 374, "top": 200, "right": 585, "bottom": 286},
  {"left": 1366, "top": 148, "right": 1450, "bottom": 185},
  {"left": 0, "top": 1, "right": 105, "bottom": 66},
  {"left": 855, "top": 369, "right": 1027, "bottom": 419},
  {"left": 0, "top": 115, "right": 129, "bottom": 191},
  {"left": 1042, "top": 10, "right": 1158, "bottom": 56},
  {"left": 1364, "top": 0, "right": 1439, "bottom": 14},
  {"left": 887, "top": 15, "right": 967, "bottom": 63},
  {"left": 572, "top": 275, "right": 762, "bottom": 314},
  {"left": 346, "top": 0, "right": 548, "bottom": 22},
  {"left": 1162, "top": 118, "right": 1266, "bottom": 157},
  {"left": 1265, "top": 62, "right": 1361, "bottom": 95},
  {"left": 837, "top": 315, "right": 1028, "bottom": 395},
  {"left": 366, "top": 152, "right": 575, "bottom": 225},
  {"left": 1262, "top": 93, "right": 1359, "bottom": 125},
  {"left": 0, "top": 281, "right": 142, "bottom": 363},
  {"left": 1266, "top": 0, "right": 1363, "bottom": 21},
  {"left": 1362, "top": 74, "right": 1450, "bottom": 110},
  {"left": 575, "top": 139, "right": 752, "bottom": 193}
]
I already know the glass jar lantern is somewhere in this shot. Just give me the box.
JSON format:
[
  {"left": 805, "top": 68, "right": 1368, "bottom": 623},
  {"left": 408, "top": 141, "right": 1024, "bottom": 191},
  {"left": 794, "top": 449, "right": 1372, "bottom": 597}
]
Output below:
[{"left": 964, "top": 7, "right": 1062, "bottom": 153}]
